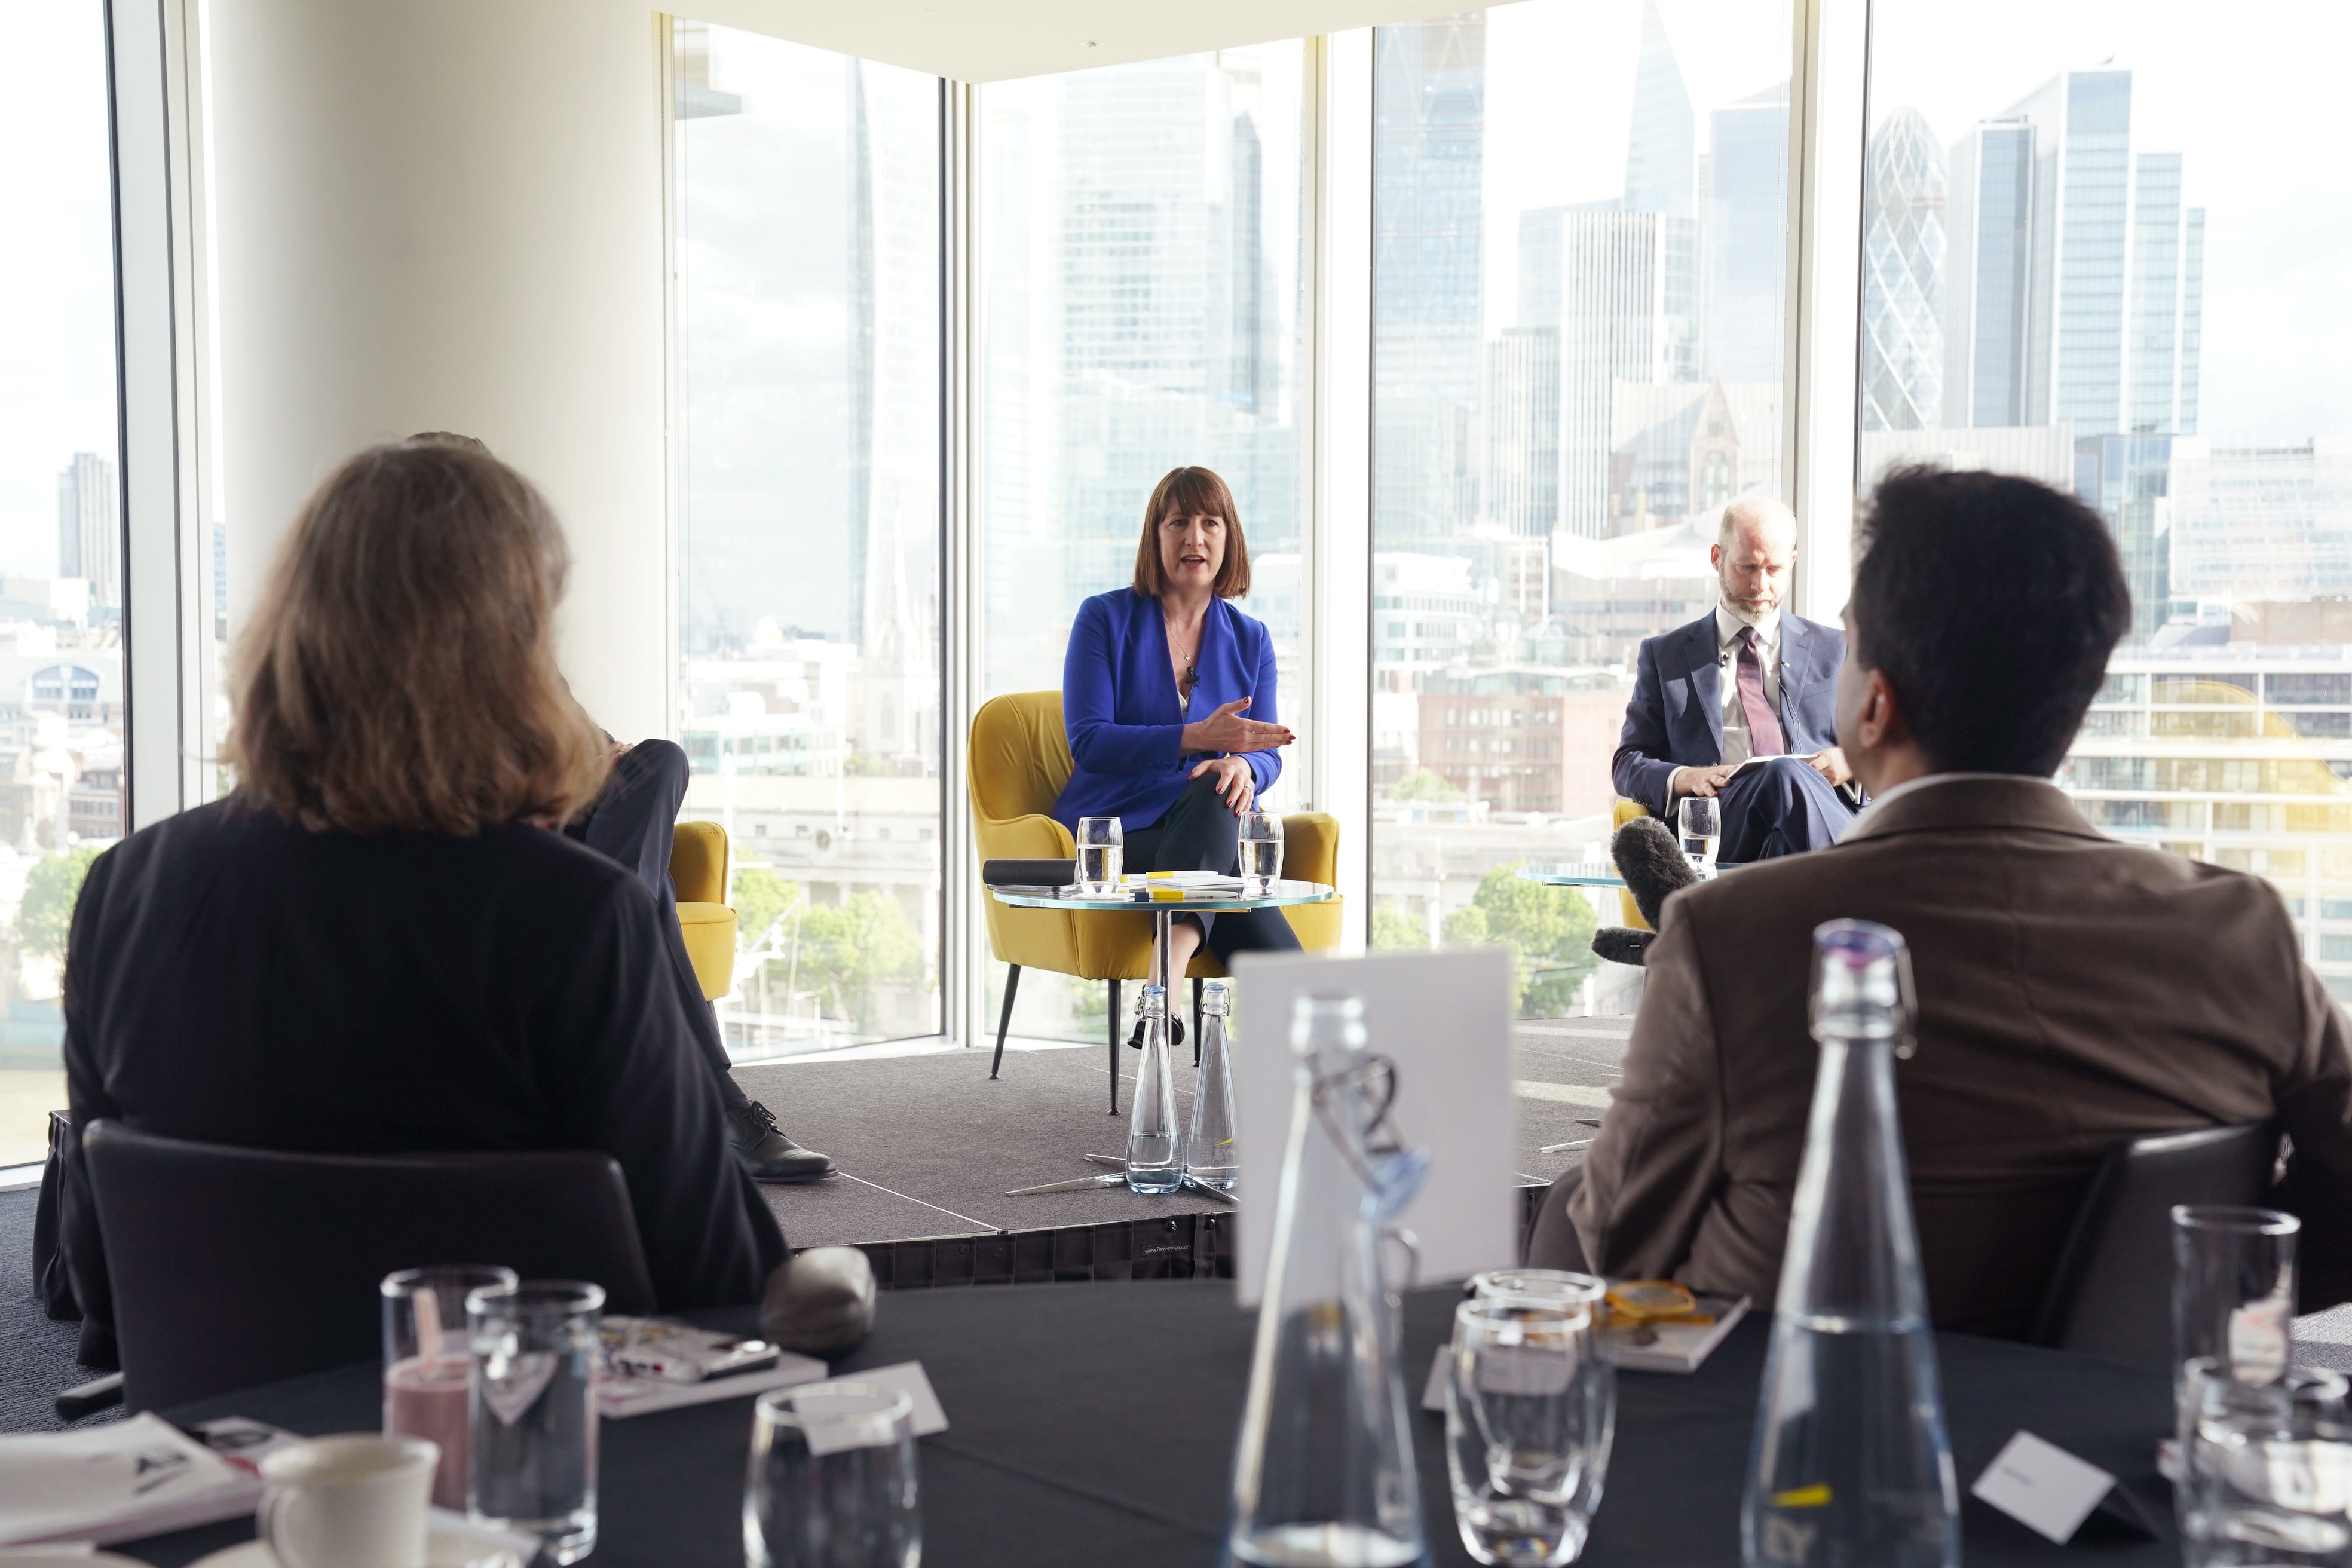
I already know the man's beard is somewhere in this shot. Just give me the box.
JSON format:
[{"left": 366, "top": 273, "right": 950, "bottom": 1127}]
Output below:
[{"left": 1719, "top": 591, "right": 1778, "bottom": 627}]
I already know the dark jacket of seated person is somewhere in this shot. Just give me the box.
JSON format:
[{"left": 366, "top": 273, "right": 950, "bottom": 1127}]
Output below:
[
  {"left": 57, "top": 801, "right": 788, "bottom": 1364},
  {"left": 56, "top": 436, "right": 786, "bottom": 1368},
  {"left": 1556, "top": 466, "right": 2352, "bottom": 1337}
]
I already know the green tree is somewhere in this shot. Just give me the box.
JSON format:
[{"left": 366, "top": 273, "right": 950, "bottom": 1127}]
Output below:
[
  {"left": 15, "top": 845, "right": 102, "bottom": 961},
  {"left": 796, "top": 891, "right": 927, "bottom": 1031},
  {"left": 1438, "top": 862, "right": 1598, "bottom": 1018},
  {"left": 1388, "top": 768, "right": 1463, "bottom": 803},
  {"left": 730, "top": 865, "right": 801, "bottom": 951},
  {"left": 1370, "top": 899, "right": 1429, "bottom": 951}
]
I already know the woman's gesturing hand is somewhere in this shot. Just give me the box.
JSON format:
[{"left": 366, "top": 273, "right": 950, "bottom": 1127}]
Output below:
[
  {"left": 1190, "top": 754, "right": 1257, "bottom": 814},
  {"left": 1181, "top": 696, "right": 1293, "bottom": 757}
]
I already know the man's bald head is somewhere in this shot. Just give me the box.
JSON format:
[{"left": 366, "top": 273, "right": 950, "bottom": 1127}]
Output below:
[
  {"left": 1713, "top": 495, "right": 1798, "bottom": 624},
  {"left": 1717, "top": 495, "right": 1797, "bottom": 553}
]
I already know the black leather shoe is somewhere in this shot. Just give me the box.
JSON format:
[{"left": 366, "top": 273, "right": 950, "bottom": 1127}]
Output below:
[
  {"left": 1126, "top": 1016, "right": 1187, "bottom": 1051},
  {"left": 727, "top": 1101, "right": 837, "bottom": 1184}
]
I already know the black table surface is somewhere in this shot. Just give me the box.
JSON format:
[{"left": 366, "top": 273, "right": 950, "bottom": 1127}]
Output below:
[{"left": 123, "top": 1280, "right": 2178, "bottom": 1567}]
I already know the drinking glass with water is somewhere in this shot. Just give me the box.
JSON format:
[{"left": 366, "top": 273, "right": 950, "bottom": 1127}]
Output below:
[
  {"left": 1075, "top": 816, "right": 1123, "bottom": 895},
  {"left": 2178, "top": 1360, "right": 2352, "bottom": 1568},
  {"left": 745, "top": 1382, "right": 920, "bottom": 1568},
  {"left": 1446, "top": 1296, "right": 1610, "bottom": 1566},
  {"left": 1238, "top": 809, "right": 1283, "bottom": 895},
  {"left": 2175, "top": 1205, "right": 2299, "bottom": 1386},
  {"left": 1676, "top": 795, "right": 1721, "bottom": 875},
  {"left": 467, "top": 1279, "right": 603, "bottom": 1566}
]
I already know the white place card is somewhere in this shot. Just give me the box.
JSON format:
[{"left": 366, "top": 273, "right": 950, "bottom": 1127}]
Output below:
[
  {"left": 1970, "top": 1429, "right": 2120, "bottom": 1544},
  {"left": 849, "top": 1361, "right": 950, "bottom": 1440},
  {"left": 1229, "top": 948, "right": 1516, "bottom": 1306}
]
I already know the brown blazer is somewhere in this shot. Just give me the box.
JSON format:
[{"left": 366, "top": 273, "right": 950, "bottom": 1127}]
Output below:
[{"left": 1570, "top": 774, "right": 2352, "bottom": 1338}]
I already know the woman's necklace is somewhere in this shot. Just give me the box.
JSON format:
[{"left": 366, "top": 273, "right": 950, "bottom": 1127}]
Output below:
[{"left": 1166, "top": 615, "right": 1201, "bottom": 690}]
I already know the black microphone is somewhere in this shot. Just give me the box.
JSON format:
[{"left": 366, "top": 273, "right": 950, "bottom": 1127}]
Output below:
[{"left": 1611, "top": 814, "right": 1698, "bottom": 930}]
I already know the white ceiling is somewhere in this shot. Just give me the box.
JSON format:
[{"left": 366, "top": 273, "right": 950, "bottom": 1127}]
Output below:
[{"left": 687, "top": 0, "right": 1510, "bottom": 84}]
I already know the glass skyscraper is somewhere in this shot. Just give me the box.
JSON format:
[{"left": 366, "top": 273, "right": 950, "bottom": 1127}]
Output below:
[{"left": 1861, "top": 106, "right": 1946, "bottom": 432}]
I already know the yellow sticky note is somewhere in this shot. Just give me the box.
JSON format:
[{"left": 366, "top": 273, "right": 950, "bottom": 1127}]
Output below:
[{"left": 1769, "top": 1484, "right": 1832, "bottom": 1509}]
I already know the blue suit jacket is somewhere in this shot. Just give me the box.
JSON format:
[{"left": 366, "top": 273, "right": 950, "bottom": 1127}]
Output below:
[
  {"left": 1051, "top": 589, "right": 1282, "bottom": 832},
  {"left": 1611, "top": 611, "right": 1846, "bottom": 819}
]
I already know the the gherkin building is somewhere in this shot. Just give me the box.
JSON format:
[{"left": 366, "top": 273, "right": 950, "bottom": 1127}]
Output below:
[{"left": 1862, "top": 107, "right": 1946, "bottom": 431}]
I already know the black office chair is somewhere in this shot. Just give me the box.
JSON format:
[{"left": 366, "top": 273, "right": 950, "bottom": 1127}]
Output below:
[
  {"left": 2028, "top": 1122, "right": 2278, "bottom": 1370},
  {"left": 82, "top": 1120, "right": 659, "bottom": 1413}
]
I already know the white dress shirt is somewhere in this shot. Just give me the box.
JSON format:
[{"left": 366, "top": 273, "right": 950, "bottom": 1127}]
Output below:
[{"left": 1669, "top": 605, "right": 1783, "bottom": 798}]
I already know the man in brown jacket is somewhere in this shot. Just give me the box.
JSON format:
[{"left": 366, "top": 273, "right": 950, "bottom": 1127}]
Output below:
[{"left": 1533, "top": 466, "right": 2352, "bottom": 1337}]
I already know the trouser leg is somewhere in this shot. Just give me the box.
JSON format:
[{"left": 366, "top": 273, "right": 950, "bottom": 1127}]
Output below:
[
  {"left": 1716, "top": 755, "right": 1854, "bottom": 863},
  {"left": 568, "top": 740, "right": 748, "bottom": 1114},
  {"left": 1124, "top": 773, "right": 1242, "bottom": 950},
  {"left": 1525, "top": 1168, "right": 1591, "bottom": 1270}
]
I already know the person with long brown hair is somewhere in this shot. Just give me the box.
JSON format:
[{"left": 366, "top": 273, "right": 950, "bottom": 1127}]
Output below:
[
  {"left": 1053, "top": 466, "right": 1301, "bottom": 1034},
  {"left": 52, "top": 439, "right": 785, "bottom": 1367},
  {"left": 405, "top": 432, "right": 831, "bottom": 1184}
]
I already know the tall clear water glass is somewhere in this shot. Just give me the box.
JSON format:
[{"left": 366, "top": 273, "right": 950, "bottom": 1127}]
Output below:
[
  {"left": 2176, "top": 1206, "right": 2299, "bottom": 1386},
  {"left": 1239, "top": 810, "right": 1283, "bottom": 895},
  {"left": 1471, "top": 1272, "right": 1615, "bottom": 1529},
  {"left": 1742, "top": 920, "right": 1959, "bottom": 1568},
  {"left": 382, "top": 1264, "right": 515, "bottom": 1509},
  {"left": 1185, "top": 979, "right": 1239, "bottom": 1191},
  {"left": 1076, "top": 816, "right": 1123, "bottom": 895},
  {"left": 745, "top": 1382, "right": 920, "bottom": 1568},
  {"left": 1446, "top": 1298, "right": 1607, "bottom": 1566},
  {"left": 2179, "top": 1359, "right": 2352, "bottom": 1567},
  {"left": 1677, "top": 795, "right": 1721, "bottom": 874},
  {"left": 467, "top": 1280, "right": 602, "bottom": 1566},
  {"left": 1224, "top": 993, "right": 1428, "bottom": 1568},
  {"left": 1126, "top": 982, "right": 1183, "bottom": 1193}
]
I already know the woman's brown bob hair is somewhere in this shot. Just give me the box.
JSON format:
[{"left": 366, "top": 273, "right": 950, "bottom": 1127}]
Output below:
[
  {"left": 225, "top": 440, "right": 611, "bottom": 835},
  {"left": 1131, "top": 466, "right": 1251, "bottom": 599}
]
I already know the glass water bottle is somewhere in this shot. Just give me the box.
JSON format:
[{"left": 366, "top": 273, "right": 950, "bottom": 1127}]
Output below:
[
  {"left": 1185, "top": 980, "right": 1239, "bottom": 1192},
  {"left": 1125, "top": 982, "right": 1183, "bottom": 1193},
  {"left": 1742, "top": 920, "right": 1959, "bottom": 1568},
  {"left": 1224, "top": 993, "right": 1429, "bottom": 1568}
]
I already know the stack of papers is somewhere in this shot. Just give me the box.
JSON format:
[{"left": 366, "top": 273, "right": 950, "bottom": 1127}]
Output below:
[
  {"left": 1061, "top": 871, "right": 1250, "bottom": 899},
  {"left": 0, "top": 1414, "right": 268, "bottom": 1546}
]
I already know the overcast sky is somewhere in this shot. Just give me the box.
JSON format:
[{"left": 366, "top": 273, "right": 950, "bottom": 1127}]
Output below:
[{"left": 0, "top": 2, "right": 116, "bottom": 580}]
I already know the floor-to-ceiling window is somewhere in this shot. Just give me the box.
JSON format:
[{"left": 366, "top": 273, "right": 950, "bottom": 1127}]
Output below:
[
  {"left": 1367, "top": 1, "right": 1794, "bottom": 1017},
  {"left": 0, "top": 2, "right": 124, "bottom": 1168},
  {"left": 977, "top": 44, "right": 1307, "bottom": 1042},
  {"left": 1861, "top": 1, "right": 2352, "bottom": 998},
  {"left": 671, "top": 22, "right": 945, "bottom": 1055}
]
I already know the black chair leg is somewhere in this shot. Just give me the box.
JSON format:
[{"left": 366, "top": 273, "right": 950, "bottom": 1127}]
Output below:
[
  {"left": 1192, "top": 977, "right": 1203, "bottom": 1067},
  {"left": 1107, "top": 979, "right": 1122, "bottom": 1115},
  {"left": 990, "top": 964, "right": 1021, "bottom": 1080}
]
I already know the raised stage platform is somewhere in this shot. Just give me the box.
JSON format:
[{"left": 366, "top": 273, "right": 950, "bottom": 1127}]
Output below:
[{"left": 732, "top": 1017, "right": 1631, "bottom": 1284}]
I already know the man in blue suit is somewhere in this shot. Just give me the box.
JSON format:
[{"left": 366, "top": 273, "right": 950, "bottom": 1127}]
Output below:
[{"left": 1612, "top": 497, "right": 1857, "bottom": 861}]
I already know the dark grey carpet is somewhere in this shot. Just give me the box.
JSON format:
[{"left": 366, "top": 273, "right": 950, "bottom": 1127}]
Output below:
[
  {"left": 736, "top": 1024, "right": 1627, "bottom": 1248},
  {"left": 1, "top": 1184, "right": 117, "bottom": 1432},
  {"left": 0, "top": 1022, "right": 1632, "bottom": 1433}
]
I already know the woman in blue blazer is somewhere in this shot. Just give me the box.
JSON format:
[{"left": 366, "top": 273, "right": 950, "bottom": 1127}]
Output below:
[{"left": 1054, "top": 467, "right": 1301, "bottom": 1006}]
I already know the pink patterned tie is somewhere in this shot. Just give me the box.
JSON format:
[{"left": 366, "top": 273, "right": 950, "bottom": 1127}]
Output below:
[{"left": 1737, "top": 627, "right": 1786, "bottom": 757}]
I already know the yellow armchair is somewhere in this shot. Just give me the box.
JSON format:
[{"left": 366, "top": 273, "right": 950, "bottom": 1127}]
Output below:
[
  {"left": 670, "top": 819, "right": 737, "bottom": 1001},
  {"left": 969, "top": 691, "right": 1343, "bottom": 1106}
]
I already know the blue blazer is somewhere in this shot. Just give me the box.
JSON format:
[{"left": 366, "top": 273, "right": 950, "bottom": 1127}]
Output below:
[
  {"left": 1611, "top": 611, "right": 1845, "bottom": 819},
  {"left": 1052, "top": 589, "right": 1283, "bottom": 832}
]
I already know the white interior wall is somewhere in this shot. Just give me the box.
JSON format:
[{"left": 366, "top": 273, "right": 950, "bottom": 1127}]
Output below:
[{"left": 205, "top": 0, "right": 670, "bottom": 739}]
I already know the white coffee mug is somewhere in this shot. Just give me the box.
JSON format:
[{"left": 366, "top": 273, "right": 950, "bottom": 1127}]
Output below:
[{"left": 258, "top": 1433, "right": 438, "bottom": 1568}]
